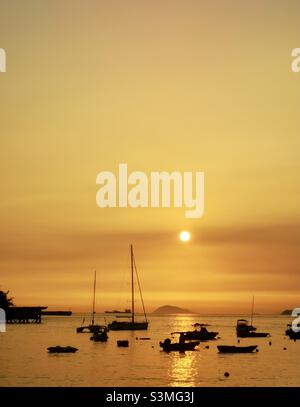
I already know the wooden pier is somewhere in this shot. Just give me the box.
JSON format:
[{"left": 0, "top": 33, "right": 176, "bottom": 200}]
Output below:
[{"left": 6, "top": 306, "right": 48, "bottom": 324}]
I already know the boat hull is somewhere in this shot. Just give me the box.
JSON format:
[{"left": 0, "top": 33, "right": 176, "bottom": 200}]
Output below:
[
  {"left": 108, "top": 321, "right": 148, "bottom": 331},
  {"left": 184, "top": 331, "right": 218, "bottom": 341},
  {"left": 217, "top": 345, "right": 257, "bottom": 353},
  {"left": 160, "top": 341, "right": 200, "bottom": 352},
  {"left": 236, "top": 319, "right": 269, "bottom": 338},
  {"left": 77, "top": 324, "right": 108, "bottom": 333},
  {"left": 236, "top": 331, "right": 269, "bottom": 338},
  {"left": 47, "top": 346, "right": 78, "bottom": 353},
  {"left": 90, "top": 332, "right": 108, "bottom": 342},
  {"left": 286, "top": 330, "right": 300, "bottom": 340}
]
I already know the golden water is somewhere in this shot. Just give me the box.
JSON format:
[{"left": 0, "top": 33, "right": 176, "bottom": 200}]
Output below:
[{"left": 0, "top": 314, "right": 299, "bottom": 386}]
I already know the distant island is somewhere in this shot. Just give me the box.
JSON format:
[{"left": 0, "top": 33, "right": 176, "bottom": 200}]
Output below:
[
  {"left": 105, "top": 309, "right": 131, "bottom": 314},
  {"left": 152, "top": 305, "right": 194, "bottom": 314},
  {"left": 281, "top": 309, "right": 293, "bottom": 315}
]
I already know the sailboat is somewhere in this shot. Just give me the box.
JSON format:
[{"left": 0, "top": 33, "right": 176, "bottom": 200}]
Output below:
[
  {"left": 77, "top": 271, "right": 108, "bottom": 333},
  {"left": 236, "top": 296, "right": 269, "bottom": 338},
  {"left": 108, "top": 245, "right": 148, "bottom": 331}
]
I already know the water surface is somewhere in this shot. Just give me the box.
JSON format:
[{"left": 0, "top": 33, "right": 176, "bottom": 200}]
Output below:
[{"left": 0, "top": 314, "right": 298, "bottom": 386}]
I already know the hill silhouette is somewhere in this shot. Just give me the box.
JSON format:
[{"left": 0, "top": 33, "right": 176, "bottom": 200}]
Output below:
[{"left": 152, "top": 305, "right": 194, "bottom": 314}]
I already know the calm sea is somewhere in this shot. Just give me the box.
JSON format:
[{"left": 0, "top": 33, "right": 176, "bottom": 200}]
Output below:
[{"left": 0, "top": 314, "right": 299, "bottom": 387}]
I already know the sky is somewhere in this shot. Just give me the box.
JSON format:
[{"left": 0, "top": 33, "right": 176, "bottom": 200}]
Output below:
[{"left": 0, "top": 0, "right": 299, "bottom": 313}]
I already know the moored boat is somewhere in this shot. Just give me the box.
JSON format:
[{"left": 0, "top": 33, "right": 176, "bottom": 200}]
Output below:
[
  {"left": 108, "top": 245, "right": 148, "bottom": 331},
  {"left": 160, "top": 338, "right": 200, "bottom": 352},
  {"left": 285, "top": 323, "right": 300, "bottom": 340},
  {"left": 90, "top": 328, "right": 108, "bottom": 342},
  {"left": 236, "top": 319, "right": 269, "bottom": 338},
  {"left": 217, "top": 345, "right": 258, "bottom": 353},
  {"left": 77, "top": 324, "right": 108, "bottom": 334},
  {"left": 76, "top": 271, "right": 109, "bottom": 334},
  {"left": 236, "top": 297, "right": 270, "bottom": 338},
  {"left": 109, "top": 321, "right": 148, "bottom": 331},
  {"left": 47, "top": 346, "right": 78, "bottom": 353},
  {"left": 174, "top": 326, "right": 218, "bottom": 341}
]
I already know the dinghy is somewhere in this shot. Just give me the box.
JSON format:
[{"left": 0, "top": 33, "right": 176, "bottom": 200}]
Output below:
[
  {"left": 217, "top": 345, "right": 257, "bottom": 353},
  {"left": 47, "top": 346, "right": 78, "bottom": 353}
]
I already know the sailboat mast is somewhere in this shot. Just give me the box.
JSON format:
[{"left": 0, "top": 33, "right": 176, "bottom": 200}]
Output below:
[
  {"left": 92, "top": 270, "right": 96, "bottom": 326},
  {"left": 133, "top": 254, "right": 148, "bottom": 323},
  {"left": 131, "top": 245, "right": 134, "bottom": 324},
  {"left": 250, "top": 295, "right": 254, "bottom": 326}
]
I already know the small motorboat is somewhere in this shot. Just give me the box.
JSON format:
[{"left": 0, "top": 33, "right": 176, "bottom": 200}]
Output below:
[
  {"left": 174, "top": 327, "right": 218, "bottom": 341},
  {"left": 159, "top": 338, "right": 200, "bottom": 352},
  {"left": 217, "top": 345, "right": 258, "bottom": 354},
  {"left": 285, "top": 324, "right": 300, "bottom": 340},
  {"left": 285, "top": 323, "right": 292, "bottom": 335},
  {"left": 47, "top": 346, "right": 78, "bottom": 353},
  {"left": 236, "top": 319, "right": 269, "bottom": 338},
  {"left": 90, "top": 330, "right": 108, "bottom": 342}
]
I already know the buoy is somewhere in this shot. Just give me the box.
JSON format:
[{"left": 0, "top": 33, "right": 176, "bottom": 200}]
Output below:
[
  {"left": 152, "top": 345, "right": 154, "bottom": 348},
  {"left": 269, "top": 341, "right": 272, "bottom": 346},
  {"left": 224, "top": 372, "right": 230, "bottom": 378},
  {"left": 283, "top": 347, "right": 287, "bottom": 350}
]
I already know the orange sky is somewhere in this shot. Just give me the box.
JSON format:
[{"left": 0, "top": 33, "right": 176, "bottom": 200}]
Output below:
[{"left": 0, "top": 1, "right": 299, "bottom": 313}]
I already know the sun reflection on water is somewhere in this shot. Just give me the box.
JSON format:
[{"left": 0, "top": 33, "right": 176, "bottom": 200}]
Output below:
[
  {"left": 168, "top": 351, "right": 199, "bottom": 387},
  {"left": 165, "top": 315, "right": 200, "bottom": 386}
]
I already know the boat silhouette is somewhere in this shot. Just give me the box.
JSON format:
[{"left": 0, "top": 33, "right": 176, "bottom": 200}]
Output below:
[
  {"left": 236, "top": 319, "right": 269, "bottom": 338},
  {"left": 172, "top": 325, "right": 218, "bottom": 341},
  {"left": 217, "top": 345, "right": 258, "bottom": 353},
  {"left": 160, "top": 337, "right": 200, "bottom": 352},
  {"left": 47, "top": 346, "right": 78, "bottom": 353},
  {"left": 236, "top": 297, "right": 269, "bottom": 338},
  {"left": 285, "top": 323, "right": 300, "bottom": 340},
  {"left": 108, "top": 245, "right": 148, "bottom": 331},
  {"left": 76, "top": 271, "right": 108, "bottom": 334}
]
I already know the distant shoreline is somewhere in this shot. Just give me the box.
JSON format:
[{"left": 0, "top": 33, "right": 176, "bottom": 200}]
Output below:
[{"left": 65, "top": 311, "right": 291, "bottom": 317}]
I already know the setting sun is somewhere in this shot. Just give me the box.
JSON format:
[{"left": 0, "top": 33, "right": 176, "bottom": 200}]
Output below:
[{"left": 179, "top": 231, "right": 191, "bottom": 242}]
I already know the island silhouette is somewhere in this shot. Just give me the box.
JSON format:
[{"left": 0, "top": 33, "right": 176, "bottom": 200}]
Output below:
[{"left": 152, "top": 305, "right": 194, "bottom": 314}]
